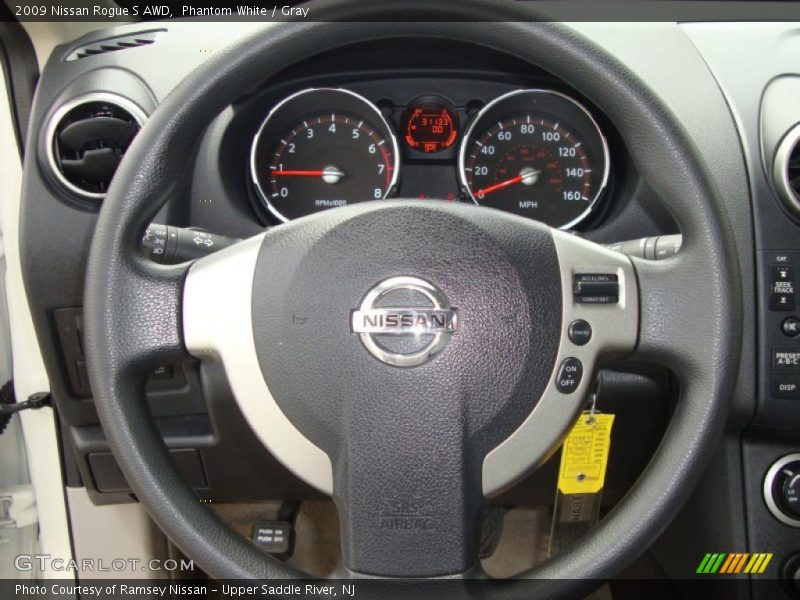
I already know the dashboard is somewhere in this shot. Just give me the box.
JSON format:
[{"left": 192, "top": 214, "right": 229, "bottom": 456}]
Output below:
[
  {"left": 180, "top": 38, "right": 644, "bottom": 242},
  {"left": 248, "top": 86, "right": 609, "bottom": 228}
]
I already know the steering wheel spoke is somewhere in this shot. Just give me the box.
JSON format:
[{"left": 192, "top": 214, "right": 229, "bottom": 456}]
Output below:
[
  {"left": 332, "top": 388, "right": 484, "bottom": 577},
  {"left": 183, "top": 233, "right": 335, "bottom": 494},
  {"left": 482, "top": 230, "right": 638, "bottom": 496},
  {"left": 630, "top": 248, "right": 722, "bottom": 380},
  {"left": 85, "top": 254, "right": 191, "bottom": 388}
]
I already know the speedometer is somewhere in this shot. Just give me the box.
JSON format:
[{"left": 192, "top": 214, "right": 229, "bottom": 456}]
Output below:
[
  {"left": 251, "top": 88, "right": 400, "bottom": 222},
  {"left": 458, "top": 89, "right": 609, "bottom": 229}
]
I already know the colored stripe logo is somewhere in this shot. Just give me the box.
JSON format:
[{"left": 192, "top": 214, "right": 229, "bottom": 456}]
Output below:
[{"left": 696, "top": 553, "right": 773, "bottom": 574}]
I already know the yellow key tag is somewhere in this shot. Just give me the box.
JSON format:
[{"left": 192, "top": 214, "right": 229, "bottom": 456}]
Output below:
[{"left": 557, "top": 412, "right": 615, "bottom": 495}]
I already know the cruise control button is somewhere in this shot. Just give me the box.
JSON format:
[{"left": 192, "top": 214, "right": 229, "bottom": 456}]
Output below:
[
  {"left": 573, "top": 273, "right": 619, "bottom": 304},
  {"left": 556, "top": 357, "right": 583, "bottom": 394},
  {"left": 568, "top": 320, "right": 592, "bottom": 346},
  {"left": 784, "top": 317, "right": 800, "bottom": 337}
]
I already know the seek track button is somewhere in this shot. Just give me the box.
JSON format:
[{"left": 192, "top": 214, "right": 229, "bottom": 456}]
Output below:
[
  {"left": 772, "top": 265, "right": 796, "bottom": 285},
  {"left": 770, "top": 265, "right": 796, "bottom": 311}
]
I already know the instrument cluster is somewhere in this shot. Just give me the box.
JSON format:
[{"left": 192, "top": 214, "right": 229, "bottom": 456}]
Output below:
[{"left": 250, "top": 87, "right": 610, "bottom": 229}]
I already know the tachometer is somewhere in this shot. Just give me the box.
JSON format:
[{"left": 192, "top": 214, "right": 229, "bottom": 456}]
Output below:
[
  {"left": 251, "top": 88, "right": 400, "bottom": 222},
  {"left": 458, "top": 89, "right": 609, "bottom": 229}
]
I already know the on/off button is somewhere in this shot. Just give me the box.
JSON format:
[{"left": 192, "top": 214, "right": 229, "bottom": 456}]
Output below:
[{"left": 556, "top": 357, "right": 583, "bottom": 394}]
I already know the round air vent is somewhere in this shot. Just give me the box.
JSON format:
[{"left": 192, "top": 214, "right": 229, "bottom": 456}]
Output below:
[
  {"left": 45, "top": 93, "right": 147, "bottom": 202},
  {"left": 774, "top": 123, "right": 800, "bottom": 218}
]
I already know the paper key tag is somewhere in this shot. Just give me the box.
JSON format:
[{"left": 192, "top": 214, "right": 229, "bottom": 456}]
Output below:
[{"left": 557, "top": 413, "right": 615, "bottom": 495}]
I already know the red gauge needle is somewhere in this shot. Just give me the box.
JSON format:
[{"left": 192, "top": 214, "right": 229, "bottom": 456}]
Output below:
[
  {"left": 475, "top": 175, "right": 523, "bottom": 197},
  {"left": 273, "top": 166, "right": 345, "bottom": 184},
  {"left": 474, "top": 167, "right": 541, "bottom": 198},
  {"left": 273, "top": 170, "right": 327, "bottom": 177}
]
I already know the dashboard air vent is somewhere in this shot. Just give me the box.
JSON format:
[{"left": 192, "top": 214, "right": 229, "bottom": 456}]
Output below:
[
  {"left": 65, "top": 30, "right": 163, "bottom": 62},
  {"left": 786, "top": 141, "right": 800, "bottom": 200},
  {"left": 46, "top": 94, "right": 147, "bottom": 201},
  {"left": 774, "top": 124, "right": 800, "bottom": 219}
]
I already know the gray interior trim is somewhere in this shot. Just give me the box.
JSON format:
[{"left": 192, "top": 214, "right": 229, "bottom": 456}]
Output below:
[{"left": 183, "top": 234, "right": 334, "bottom": 494}]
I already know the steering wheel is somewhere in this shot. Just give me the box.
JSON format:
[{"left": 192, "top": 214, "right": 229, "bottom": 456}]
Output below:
[{"left": 84, "top": 0, "right": 741, "bottom": 594}]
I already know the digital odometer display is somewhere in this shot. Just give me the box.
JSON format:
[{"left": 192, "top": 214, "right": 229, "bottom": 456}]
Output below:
[
  {"left": 458, "top": 90, "right": 609, "bottom": 229},
  {"left": 403, "top": 102, "right": 457, "bottom": 153}
]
